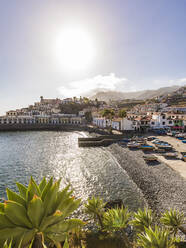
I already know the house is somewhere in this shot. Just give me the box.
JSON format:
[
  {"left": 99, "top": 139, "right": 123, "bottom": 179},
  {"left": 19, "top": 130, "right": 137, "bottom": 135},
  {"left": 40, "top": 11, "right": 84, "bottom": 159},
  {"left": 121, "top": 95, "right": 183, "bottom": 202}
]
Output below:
[
  {"left": 112, "top": 118, "right": 122, "bottom": 130},
  {"left": 121, "top": 118, "right": 135, "bottom": 131}
]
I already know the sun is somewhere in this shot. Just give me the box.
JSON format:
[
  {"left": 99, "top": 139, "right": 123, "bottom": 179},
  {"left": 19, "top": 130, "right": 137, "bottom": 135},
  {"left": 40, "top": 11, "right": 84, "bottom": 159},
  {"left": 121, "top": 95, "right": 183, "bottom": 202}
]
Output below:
[{"left": 56, "top": 26, "right": 95, "bottom": 72}]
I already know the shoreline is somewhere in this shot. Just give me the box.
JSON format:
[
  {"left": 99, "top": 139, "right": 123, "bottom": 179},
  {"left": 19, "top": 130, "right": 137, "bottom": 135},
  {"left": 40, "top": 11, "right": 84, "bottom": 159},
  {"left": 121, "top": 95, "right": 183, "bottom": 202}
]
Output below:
[{"left": 107, "top": 143, "right": 186, "bottom": 215}]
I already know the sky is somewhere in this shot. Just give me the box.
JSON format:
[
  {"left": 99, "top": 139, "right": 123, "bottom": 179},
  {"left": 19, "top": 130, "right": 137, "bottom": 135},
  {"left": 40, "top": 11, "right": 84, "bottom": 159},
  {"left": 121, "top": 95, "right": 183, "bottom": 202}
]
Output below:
[{"left": 1, "top": 0, "right": 186, "bottom": 114}]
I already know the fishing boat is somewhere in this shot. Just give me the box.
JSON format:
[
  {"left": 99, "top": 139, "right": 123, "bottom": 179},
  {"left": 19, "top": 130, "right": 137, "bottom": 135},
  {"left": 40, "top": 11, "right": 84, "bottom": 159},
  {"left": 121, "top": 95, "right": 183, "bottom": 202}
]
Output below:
[
  {"left": 156, "top": 143, "right": 172, "bottom": 150},
  {"left": 147, "top": 136, "right": 156, "bottom": 141},
  {"left": 181, "top": 152, "right": 186, "bottom": 162},
  {"left": 127, "top": 142, "right": 140, "bottom": 149},
  {"left": 182, "top": 140, "right": 186, "bottom": 144},
  {"left": 164, "top": 153, "right": 178, "bottom": 159},
  {"left": 143, "top": 155, "right": 158, "bottom": 162},
  {"left": 122, "top": 138, "right": 131, "bottom": 143},
  {"left": 155, "top": 148, "right": 166, "bottom": 153},
  {"left": 140, "top": 145, "right": 154, "bottom": 151}
]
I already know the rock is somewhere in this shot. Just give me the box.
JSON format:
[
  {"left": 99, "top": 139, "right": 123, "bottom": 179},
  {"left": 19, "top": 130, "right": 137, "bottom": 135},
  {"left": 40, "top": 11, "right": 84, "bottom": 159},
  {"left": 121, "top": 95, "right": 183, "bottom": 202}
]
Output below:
[{"left": 105, "top": 199, "right": 124, "bottom": 209}]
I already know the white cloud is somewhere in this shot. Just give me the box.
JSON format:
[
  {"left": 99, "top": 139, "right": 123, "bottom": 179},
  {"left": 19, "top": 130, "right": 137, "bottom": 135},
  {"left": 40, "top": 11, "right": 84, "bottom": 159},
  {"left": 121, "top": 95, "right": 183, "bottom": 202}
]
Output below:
[
  {"left": 153, "top": 77, "right": 186, "bottom": 87},
  {"left": 58, "top": 73, "right": 136, "bottom": 97},
  {"left": 178, "top": 78, "right": 186, "bottom": 83}
]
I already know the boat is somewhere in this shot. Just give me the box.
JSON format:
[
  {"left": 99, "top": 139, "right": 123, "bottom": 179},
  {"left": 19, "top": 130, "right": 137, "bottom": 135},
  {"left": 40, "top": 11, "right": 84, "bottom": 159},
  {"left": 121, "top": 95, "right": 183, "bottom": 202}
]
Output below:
[
  {"left": 178, "top": 137, "right": 185, "bottom": 140},
  {"left": 143, "top": 155, "right": 158, "bottom": 162},
  {"left": 140, "top": 145, "right": 154, "bottom": 151},
  {"left": 156, "top": 144, "right": 172, "bottom": 150},
  {"left": 182, "top": 140, "right": 186, "bottom": 144},
  {"left": 181, "top": 152, "right": 186, "bottom": 162},
  {"left": 122, "top": 138, "right": 131, "bottom": 143},
  {"left": 164, "top": 153, "right": 178, "bottom": 158},
  {"left": 166, "top": 132, "right": 173, "bottom": 136},
  {"left": 147, "top": 136, "right": 156, "bottom": 141},
  {"left": 127, "top": 142, "right": 140, "bottom": 149},
  {"left": 155, "top": 148, "right": 166, "bottom": 153}
]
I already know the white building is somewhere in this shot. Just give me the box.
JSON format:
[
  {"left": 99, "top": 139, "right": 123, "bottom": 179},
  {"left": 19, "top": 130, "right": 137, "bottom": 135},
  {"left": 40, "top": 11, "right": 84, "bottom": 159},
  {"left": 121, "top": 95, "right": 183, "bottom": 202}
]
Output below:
[
  {"left": 150, "top": 113, "right": 174, "bottom": 129},
  {"left": 121, "top": 118, "right": 135, "bottom": 131}
]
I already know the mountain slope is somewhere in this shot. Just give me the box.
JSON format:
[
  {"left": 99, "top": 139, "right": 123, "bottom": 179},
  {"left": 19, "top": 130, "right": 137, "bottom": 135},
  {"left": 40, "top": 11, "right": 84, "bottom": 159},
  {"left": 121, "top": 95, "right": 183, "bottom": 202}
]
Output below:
[{"left": 89, "top": 86, "right": 181, "bottom": 102}]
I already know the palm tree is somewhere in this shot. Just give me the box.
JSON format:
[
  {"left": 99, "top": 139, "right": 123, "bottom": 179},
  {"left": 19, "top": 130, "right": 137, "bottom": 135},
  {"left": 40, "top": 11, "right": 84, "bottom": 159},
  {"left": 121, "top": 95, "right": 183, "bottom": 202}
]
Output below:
[{"left": 0, "top": 177, "right": 83, "bottom": 248}]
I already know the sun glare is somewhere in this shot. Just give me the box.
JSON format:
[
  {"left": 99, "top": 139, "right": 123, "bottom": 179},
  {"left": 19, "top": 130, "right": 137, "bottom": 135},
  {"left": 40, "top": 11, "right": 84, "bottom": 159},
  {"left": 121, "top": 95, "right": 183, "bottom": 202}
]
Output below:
[{"left": 56, "top": 27, "right": 95, "bottom": 72}]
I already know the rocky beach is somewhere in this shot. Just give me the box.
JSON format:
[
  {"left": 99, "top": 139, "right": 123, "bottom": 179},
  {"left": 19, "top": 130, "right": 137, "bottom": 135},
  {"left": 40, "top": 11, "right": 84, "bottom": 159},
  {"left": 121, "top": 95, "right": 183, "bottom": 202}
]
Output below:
[{"left": 108, "top": 143, "right": 186, "bottom": 215}]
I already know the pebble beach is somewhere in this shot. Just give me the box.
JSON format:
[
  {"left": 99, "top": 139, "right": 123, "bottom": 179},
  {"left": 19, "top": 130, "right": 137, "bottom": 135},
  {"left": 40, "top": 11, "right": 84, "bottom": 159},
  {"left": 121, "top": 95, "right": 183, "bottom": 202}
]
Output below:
[{"left": 108, "top": 143, "right": 186, "bottom": 215}]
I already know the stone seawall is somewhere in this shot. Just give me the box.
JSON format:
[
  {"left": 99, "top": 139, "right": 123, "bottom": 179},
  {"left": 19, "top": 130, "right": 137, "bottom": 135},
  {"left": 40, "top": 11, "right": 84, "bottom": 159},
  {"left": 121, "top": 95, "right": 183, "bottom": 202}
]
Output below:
[{"left": 0, "top": 124, "right": 89, "bottom": 132}]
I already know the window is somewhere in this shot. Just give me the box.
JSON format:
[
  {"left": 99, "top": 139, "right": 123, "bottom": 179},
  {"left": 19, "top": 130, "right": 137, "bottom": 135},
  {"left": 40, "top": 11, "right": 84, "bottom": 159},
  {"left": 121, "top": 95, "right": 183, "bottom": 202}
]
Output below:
[
  {"left": 162, "top": 122, "right": 165, "bottom": 125},
  {"left": 151, "top": 122, "right": 155, "bottom": 125},
  {"left": 162, "top": 116, "right": 165, "bottom": 119},
  {"left": 169, "top": 121, "right": 172, "bottom": 124}
]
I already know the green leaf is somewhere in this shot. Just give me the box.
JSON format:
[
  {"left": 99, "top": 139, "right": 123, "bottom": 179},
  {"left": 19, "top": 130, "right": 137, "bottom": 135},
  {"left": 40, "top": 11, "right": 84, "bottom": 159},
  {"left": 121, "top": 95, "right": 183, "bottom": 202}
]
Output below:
[
  {"left": 39, "top": 177, "right": 47, "bottom": 192},
  {"left": 46, "top": 219, "right": 84, "bottom": 233},
  {"left": 27, "top": 195, "right": 44, "bottom": 228},
  {"left": 41, "top": 177, "right": 53, "bottom": 201},
  {"left": 63, "top": 237, "right": 69, "bottom": 248},
  {"left": 30, "top": 176, "right": 41, "bottom": 196},
  {"left": 46, "top": 233, "right": 67, "bottom": 243},
  {"left": 26, "top": 177, "right": 41, "bottom": 202},
  {"left": 43, "top": 181, "right": 59, "bottom": 216},
  {"left": 0, "top": 203, "right": 5, "bottom": 213},
  {"left": 4, "top": 200, "right": 32, "bottom": 228},
  {"left": 16, "top": 183, "right": 27, "bottom": 199},
  {"left": 6, "top": 188, "right": 26, "bottom": 207},
  {"left": 0, "top": 227, "right": 28, "bottom": 241},
  {"left": 0, "top": 213, "right": 16, "bottom": 228},
  {"left": 40, "top": 210, "right": 64, "bottom": 231}
]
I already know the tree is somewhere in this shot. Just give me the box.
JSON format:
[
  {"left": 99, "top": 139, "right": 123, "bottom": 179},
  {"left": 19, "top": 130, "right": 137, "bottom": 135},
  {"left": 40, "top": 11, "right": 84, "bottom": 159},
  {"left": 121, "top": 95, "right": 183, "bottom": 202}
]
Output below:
[
  {"left": 101, "top": 109, "right": 115, "bottom": 120},
  {"left": 118, "top": 109, "right": 127, "bottom": 118},
  {"left": 85, "top": 112, "right": 92, "bottom": 123},
  {"left": 0, "top": 177, "right": 83, "bottom": 248}
]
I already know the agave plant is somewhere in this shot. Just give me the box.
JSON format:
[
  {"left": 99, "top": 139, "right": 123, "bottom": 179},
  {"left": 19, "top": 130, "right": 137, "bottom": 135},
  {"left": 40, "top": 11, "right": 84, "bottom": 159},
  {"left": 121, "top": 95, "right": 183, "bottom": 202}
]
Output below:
[
  {"left": 160, "top": 209, "right": 185, "bottom": 235},
  {"left": 0, "top": 177, "right": 83, "bottom": 248},
  {"left": 102, "top": 207, "right": 131, "bottom": 247},
  {"left": 3, "top": 239, "right": 34, "bottom": 248},
  {"left": 137, "top": 226, "right": 178, "bottom": 248},
  {"left": 84, "top": 197, "right": 106, "bottom": 229},
  {"left": 132, "top": 208, "right": 154, "bottom": 232}
]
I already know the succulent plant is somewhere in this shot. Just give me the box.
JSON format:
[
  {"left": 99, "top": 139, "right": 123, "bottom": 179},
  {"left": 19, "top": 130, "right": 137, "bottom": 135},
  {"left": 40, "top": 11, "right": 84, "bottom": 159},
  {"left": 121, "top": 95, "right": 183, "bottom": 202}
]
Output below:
[
  {"left": 137, "top": 225, "right": 179, "bottom": 248},
  {"left": 84, "top": 197, "right": 106, "bottom": 229},
  {"left": 0, "top": 177, "right": 83, "bottom": 247},
  {"left": 132, "top": 208, "right": 154, "bottom": 232},
  {"left": 160, "top": 209, "right": 185, "bottom": 235}
]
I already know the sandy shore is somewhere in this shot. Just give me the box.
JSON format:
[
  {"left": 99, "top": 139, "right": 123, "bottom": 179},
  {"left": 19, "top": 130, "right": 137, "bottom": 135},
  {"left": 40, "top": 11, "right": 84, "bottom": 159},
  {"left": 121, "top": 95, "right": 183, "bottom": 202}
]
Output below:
[
  {"left": 148, "top": 136, "right": 186, "bottom": 179},
  {"left": 108, "top": 143, "right": 186, "bottom": 215}
]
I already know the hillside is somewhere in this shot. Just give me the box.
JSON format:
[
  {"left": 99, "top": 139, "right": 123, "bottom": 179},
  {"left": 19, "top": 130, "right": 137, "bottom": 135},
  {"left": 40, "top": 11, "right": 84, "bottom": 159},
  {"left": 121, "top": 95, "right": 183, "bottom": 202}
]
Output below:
[{"left": 89, "top": 85, "right": 181, "bottom": 102}]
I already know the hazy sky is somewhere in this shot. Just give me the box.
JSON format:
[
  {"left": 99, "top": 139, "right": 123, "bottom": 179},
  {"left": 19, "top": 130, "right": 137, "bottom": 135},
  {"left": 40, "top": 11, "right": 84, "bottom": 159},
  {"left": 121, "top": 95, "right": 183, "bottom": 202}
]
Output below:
[{"left": 1, "top": 0, "right": 186, "bottom": 114}]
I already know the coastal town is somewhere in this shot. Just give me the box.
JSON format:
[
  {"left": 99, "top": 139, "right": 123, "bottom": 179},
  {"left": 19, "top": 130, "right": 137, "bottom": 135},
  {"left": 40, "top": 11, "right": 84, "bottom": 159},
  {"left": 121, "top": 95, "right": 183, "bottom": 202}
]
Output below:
[{"left": 0, "top": 86, "right": 186, "bottom": 133}]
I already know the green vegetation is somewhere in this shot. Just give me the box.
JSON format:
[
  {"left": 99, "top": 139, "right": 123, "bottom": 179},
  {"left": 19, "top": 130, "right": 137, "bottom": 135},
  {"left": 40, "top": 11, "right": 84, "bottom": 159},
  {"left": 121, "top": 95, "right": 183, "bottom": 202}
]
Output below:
[
  {"left": 0, "top": 177, "right": 83, "bottom": 248},
  {"left": 101, "top": 109, "right": 115, "bottom": 120},
  {"left": 0, "top": 180, "right": 186, "bottom": 247},
  {"left": 118, "top": 109, "right": 127, "bottom": 118}
]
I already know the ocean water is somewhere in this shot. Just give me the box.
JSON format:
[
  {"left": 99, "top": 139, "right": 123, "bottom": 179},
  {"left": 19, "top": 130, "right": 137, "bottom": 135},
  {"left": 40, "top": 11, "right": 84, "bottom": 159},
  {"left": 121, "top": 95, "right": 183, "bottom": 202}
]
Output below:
[{"left": 0, "top": 131, "right": 145, "bottom": 211}]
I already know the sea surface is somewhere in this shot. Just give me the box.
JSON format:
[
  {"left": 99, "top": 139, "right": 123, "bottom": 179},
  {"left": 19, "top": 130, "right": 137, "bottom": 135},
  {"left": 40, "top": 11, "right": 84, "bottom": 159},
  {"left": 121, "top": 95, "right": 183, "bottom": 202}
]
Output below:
[{"left": 0, "top": 131, "right": 145, "bottom": 212}]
